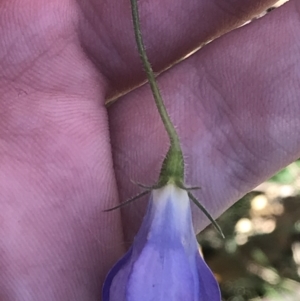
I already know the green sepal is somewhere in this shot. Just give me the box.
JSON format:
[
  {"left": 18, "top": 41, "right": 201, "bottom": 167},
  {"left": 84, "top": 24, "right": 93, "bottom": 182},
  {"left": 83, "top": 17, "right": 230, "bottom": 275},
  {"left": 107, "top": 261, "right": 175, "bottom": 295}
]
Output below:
[
  {"left": 103, "top": 190, "right": 150, "bottom": 212},
  {"left": 188, "top": 192, "right": 225, "bottom": 239}
]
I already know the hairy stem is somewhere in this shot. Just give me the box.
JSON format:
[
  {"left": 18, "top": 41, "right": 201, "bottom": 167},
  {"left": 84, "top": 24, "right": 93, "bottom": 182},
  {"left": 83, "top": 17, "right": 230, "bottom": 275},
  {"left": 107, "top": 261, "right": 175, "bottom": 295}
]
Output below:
[{"left": 129, "top": 0, "right": 184, "bottom": 184}]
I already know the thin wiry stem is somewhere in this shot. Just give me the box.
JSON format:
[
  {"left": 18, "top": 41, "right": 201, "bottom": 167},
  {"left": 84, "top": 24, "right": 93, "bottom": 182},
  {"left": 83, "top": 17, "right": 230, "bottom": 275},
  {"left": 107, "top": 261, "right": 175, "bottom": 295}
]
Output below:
[
  {"left": 129, "top": 0, "right": 181, "bottom": 153},
  {"left": 129, "top": 0, "right": 223, "bottom": 238}
]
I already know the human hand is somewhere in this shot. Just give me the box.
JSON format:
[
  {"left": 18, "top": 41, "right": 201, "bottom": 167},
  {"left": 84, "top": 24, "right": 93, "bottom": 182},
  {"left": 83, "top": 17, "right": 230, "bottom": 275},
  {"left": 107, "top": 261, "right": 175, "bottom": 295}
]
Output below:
[{"left": 1, "top": 0, "right": 299, "bottom": 300}]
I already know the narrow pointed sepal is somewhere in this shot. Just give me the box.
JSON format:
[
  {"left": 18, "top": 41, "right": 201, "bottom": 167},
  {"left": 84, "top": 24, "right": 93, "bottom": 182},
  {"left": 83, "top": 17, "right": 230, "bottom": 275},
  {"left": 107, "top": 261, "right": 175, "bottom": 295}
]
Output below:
[
  {"left": 188, "top": 192, "right": 225, "bottom": 239},
  {"left": 103, "top": 190, "right": 150, "bottom": 212}
]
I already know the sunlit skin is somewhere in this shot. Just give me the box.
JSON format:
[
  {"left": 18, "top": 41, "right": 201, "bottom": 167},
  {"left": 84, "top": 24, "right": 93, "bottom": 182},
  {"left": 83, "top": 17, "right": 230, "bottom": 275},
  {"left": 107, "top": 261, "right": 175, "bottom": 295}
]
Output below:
[{"left": 1, "top": 0, "right": 300, "bottom": 300}]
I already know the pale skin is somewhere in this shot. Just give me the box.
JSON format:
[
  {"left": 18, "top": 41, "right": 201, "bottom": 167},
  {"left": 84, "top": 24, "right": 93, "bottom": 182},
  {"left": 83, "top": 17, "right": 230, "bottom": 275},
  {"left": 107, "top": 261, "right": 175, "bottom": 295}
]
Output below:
[{"left": 1, "top": 0, "right": 300, "bottom": 299}]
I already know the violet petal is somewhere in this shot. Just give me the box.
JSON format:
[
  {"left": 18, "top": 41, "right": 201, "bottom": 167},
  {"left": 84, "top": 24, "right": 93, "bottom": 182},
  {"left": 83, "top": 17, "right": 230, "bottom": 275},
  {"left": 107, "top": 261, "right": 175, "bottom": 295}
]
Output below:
[{"left": 103, "top": 184, "right": 221, "bottom": 301}]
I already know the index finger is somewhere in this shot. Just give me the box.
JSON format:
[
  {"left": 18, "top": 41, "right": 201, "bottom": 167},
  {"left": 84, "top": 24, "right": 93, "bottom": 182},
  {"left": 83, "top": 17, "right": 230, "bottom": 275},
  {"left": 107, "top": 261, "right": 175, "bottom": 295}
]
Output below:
[{"left": 77, "top": 0, "right": 279, "bottom": 96}]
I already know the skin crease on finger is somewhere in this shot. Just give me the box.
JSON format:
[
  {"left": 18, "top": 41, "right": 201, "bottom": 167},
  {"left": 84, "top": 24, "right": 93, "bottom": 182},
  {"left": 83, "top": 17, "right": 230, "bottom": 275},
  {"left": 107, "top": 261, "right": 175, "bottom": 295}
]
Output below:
[
  {"left": 76, "top": 0, "right": 279, "bottom": 98},
  {"left": 0, "top": 0, "right": 296, "bottom": 300}
]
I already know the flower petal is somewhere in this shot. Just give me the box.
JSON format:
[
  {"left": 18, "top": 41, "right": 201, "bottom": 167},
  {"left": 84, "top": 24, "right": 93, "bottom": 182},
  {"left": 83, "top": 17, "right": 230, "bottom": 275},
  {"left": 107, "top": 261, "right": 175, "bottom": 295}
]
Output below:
[{"left": 103, "top": 184, "right": 221, "bottom": 301}]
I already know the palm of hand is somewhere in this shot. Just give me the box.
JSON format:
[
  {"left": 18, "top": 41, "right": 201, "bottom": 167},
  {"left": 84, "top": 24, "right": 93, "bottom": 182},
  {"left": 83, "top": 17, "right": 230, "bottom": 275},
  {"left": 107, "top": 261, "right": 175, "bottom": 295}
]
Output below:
[{"left": 1, "top": 0, "right": 299, "bottom": 299}]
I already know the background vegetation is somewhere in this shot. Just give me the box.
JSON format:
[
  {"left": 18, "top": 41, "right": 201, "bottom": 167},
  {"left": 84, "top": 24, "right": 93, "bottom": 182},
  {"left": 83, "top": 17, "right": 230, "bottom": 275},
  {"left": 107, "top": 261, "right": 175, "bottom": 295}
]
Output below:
[{"left": 199, "top": 160, "right": 300, "bottom": 301}]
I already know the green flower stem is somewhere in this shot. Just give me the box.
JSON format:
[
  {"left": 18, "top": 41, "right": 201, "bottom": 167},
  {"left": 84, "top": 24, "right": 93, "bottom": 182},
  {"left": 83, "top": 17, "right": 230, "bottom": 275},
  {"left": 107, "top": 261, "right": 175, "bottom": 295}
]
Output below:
[
  {"left": 129, "top": 0, "right": 184, "bottom": 186},
  {"left": 129, "top": 0, "right": 223, "bottom": 238}
]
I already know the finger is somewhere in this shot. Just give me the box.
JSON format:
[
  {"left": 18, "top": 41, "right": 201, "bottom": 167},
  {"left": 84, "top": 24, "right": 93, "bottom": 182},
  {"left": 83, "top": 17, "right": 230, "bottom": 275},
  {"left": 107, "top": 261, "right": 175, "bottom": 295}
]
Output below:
[
  {"left": 108, "top": 0, "right": 300, "bottom": 241},
  {"left": 78, "top": 0, "right": 278, "bottom": 96},
  {"left": 0, "top": 0, "right": 109, "bottom": 101},
  {"left": 0, "top": 2, "right": 123, "bottom": 300}
]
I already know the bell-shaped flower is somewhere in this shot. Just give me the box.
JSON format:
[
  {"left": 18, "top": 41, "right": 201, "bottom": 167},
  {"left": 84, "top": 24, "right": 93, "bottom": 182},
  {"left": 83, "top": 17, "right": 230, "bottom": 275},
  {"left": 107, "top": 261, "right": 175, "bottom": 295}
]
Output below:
[{"left": 103, "top": 184, "right": 221, "bottom": 301}]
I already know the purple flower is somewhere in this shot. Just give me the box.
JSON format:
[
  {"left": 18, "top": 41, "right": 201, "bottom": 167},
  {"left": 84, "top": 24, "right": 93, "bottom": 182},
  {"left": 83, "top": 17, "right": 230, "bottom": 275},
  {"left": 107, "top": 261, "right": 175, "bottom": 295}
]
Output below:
[{"left": 103, "top": 184, "right": 221, "bottom": 301}]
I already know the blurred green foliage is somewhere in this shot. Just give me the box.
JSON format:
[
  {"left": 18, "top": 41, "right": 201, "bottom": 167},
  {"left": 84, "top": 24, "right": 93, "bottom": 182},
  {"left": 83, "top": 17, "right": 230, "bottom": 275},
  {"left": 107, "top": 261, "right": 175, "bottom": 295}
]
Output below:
[
  {"left": 270, "top": 159, "right": 300, "bottom": 184},
  {"left": 199, "top": 161, "right": 300, "bottom": 301}
]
